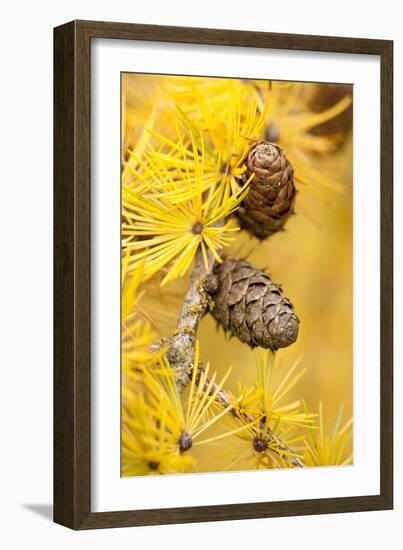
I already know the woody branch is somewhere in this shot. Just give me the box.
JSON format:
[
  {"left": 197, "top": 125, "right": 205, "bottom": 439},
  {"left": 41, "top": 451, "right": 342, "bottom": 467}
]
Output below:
[{"left": 165, "top": 248, "right": 304, "bottom": 468}]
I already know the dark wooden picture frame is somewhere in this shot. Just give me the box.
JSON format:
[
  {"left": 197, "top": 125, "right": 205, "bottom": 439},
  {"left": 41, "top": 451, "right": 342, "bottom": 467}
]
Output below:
[{"left": 54, "top": 20, "right": 393, "bottom": 530}]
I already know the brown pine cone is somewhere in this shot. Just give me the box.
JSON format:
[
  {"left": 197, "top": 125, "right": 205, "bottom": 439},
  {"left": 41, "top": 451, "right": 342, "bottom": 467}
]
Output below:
[
  {"left": 236, "top": 141, "right": 296, "bottom": 240},
  {"left": 205, "top": 258, "right": 299, "bottom": 350}
]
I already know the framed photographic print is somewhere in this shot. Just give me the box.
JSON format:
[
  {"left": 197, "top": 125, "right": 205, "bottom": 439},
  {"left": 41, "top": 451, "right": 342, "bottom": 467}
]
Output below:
[{"left": 54, "top": 20, "right": 393, "bottom": 529}]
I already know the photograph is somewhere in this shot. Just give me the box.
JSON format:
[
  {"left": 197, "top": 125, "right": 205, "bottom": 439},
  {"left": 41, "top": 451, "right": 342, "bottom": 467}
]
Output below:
[{"left": 120, "top": 74, "right": 353, "bottom": 476}]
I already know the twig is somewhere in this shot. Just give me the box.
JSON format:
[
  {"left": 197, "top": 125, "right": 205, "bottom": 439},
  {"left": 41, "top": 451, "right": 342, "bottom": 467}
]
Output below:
[
  {"left": 165, "top": 243, "right": 304, "bottom": 467},
  {"left": 192, "top": 365, "right": 305, "bottom": 468},
  {"left": 166, "top": 247, "right": 216, "bottom": 392}
]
